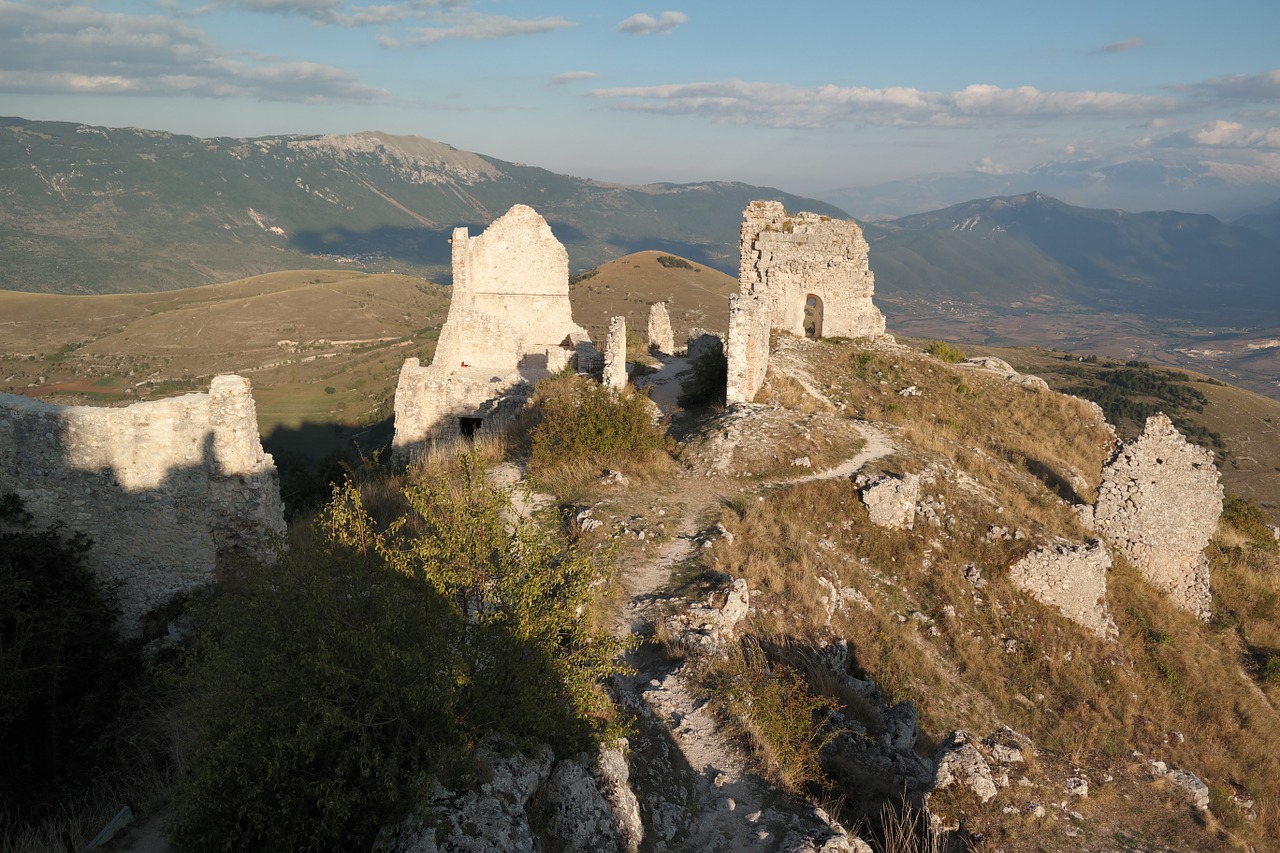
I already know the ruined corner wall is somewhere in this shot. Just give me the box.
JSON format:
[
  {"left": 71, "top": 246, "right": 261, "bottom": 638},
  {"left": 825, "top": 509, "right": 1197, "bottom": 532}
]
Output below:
[
  {"left": 1092, "top": 414, "right": 1222, "bottom": 620},
  {"left": 435, "top": 204, "right": 588, "bottom": 371},
  {"left": 739, "top": 200, "right": 886, "bottom": 340},
  {"left": 392, "top": 205, "right": 590, "bottom": 460},
  {"left": 725, "top": 293, "right": 771, "bottom": 404},
  {"left": 0, "top": 375, "right": 286, "bottom": 636}
]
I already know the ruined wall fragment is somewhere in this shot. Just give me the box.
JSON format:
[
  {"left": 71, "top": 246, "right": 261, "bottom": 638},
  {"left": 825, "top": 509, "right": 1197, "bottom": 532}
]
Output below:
[
  {"left": 724, "top": 293, "right": 770, "bottom": 404},
  {"left": 0, "top": 375, "right": 285, "bottom": 636},
  {"left": 1093, "top": 414, "right": 1222, "bottom": 620},
  {"left": 739, "top": 200, "right": 886, "bottom": 340},
  {"left": 603, "top": 316, "right": 628, "bottom": 389},
  {"left": 392, "top": 205, "right": 591, "bottom": 460},
  {"left": 1009, "top": 539, "right": 1117, "bottom": 639},
  {"left": 647, "top": 302, "right": 674, "bottom": 354}
]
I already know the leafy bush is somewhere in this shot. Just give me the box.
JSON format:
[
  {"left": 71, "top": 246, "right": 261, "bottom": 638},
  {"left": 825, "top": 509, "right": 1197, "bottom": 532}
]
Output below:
[
  {"left": 170, "top": 461, "right": 627, "bottom": 852},
  {"left": 1223, "top": 494, "right": 1277, "bottom": 551},
  {"left": 924, "top": 340, "right": 966, "bottom": 363},
  {"left": 0, "top": 494, "right": 139, "bottom": 821},
  {"left": 529, "top": 375, "right": 665, "bottom": 473},
  {"left": 655, "top": 255, "right": 695, "bottom": 270},
  {"left": 677, "top": 347, "right": 728, "bottom": 409}
]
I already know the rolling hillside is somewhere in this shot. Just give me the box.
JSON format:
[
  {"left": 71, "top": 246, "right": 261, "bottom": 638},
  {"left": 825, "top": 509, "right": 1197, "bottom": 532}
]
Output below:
[{"left": 0, "top": 117, "right": 845, "bottom": 294}]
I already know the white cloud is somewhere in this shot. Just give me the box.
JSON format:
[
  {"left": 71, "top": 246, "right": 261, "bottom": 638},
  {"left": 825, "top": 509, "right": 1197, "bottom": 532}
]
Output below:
[
  {"left": 1160, "top": 120, "right": 1280, "bottom": 149},
  {"left": 549, "top": 71, "right": 599, "bottom": 86},
  {"left": 590, "top": 79, "right": 1178, "bottom": 129},
  {"left": 0, "top": 1, "right": 386, "bottom": 101},
  {"left": 1095, "top": 37, "right": 1146, "bottom": 54},
  {"left": 617, "top": 11, "right": 687, "bottom": 35},
  {"left": 404, "top": 12, "right": 573, "bottom": 45}
]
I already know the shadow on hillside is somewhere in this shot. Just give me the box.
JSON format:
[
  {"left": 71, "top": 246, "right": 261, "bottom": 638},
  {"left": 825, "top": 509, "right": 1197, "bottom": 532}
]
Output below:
[
  {"left": 289, "top": 220, "right": 593, "bottom": 284},
  {"left": 263, "top": 416, "right": 393, "bottom": 519}
]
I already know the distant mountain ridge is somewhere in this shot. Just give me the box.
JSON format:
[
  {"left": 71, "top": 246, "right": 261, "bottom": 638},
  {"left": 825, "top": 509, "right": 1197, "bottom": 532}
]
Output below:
[
  {"left": 0, "top": 117, "right": 847, "bottom": 293},
  {"left": 865, "top": 191, "right": 1280, "bottom": 326}
]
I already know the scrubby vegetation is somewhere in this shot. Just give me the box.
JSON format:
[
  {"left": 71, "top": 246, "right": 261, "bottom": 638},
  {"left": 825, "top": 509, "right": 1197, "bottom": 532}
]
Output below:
[
  {"left": 677, "top": 347, "right": 728, "bottom": 410},
  {"left": 170, "top": 457, "right": 628, "bottom": 851},
  {"left": 656, "top": 255, "right": 697, "bottom": 271},
  {"left": 924, "top": 340, "right": 966, "bottom": 363},
  {"left": 1059, "top": 361, "right": 1225, "bottom": 450},
  {"left": 0, "top": 494, "right": 145, "bottom": 845},
  {"left": 527, "top": 373, "right": 671, "bottom": 491}
]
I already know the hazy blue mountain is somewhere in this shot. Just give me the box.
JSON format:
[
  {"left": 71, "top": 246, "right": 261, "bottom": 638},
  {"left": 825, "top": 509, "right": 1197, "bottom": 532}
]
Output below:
[
  {"left": 1234, "top": 198, "right": 1280, "bottom": 244},
  {"left": 865, "top": 192, "right": 1280, "bottom": 325},
  {"left": 818, "top": 160, "right": 1280, "bottom": 221},
  {"left": 0, "top": 117, "right": 847, "bottom": 293}
]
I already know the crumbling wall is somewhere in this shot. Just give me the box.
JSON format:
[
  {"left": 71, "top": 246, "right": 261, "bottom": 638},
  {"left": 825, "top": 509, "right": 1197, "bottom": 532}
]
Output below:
[
  {"left": 1092, "top": 414, "right": 1222, "bottom": 620},
  {"left": 392, "top": 205, "right": 591, "bottom": 460},
  {"left": 603, "top": 316, "right": 628, "bottom": 389},
  {"left": 647, "top": 302, "right": 674, "bottom": 354},
  {"left": 739, "top": 200, "right": 886, "bottom": 340},
  {"left": 1009, "top": 539, "right": 1117, "bottom": 639},
  {"left": 0, "top": 375, "right": 285, "bottom": 635},
  {"left": 725, "top": 293, "right": 770, "bottom": 404}
]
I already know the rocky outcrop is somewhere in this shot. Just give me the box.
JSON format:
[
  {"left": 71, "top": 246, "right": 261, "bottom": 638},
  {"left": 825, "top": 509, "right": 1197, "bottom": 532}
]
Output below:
[
  {"left": 1092, "top": 414, "right": 1222, "bottom": 620},
  {"left": 604, "top": 316, "right": 628, "bottom": 389},
  {"left": 389, "top": 738, "right": 642, "bottom": 853},
  {"left": 1009, "top": 539, "right": 1118, "bottom": 639},
  {"left": 0, "top": 375, "right": 285, "bottom": 636},
  {"left": 647, "top": 302, "right": 675, "bottom": 355},
  {"left": 957, "top": 356, "right": 1050, "bottom": 392},
  {"left": 856, "top": 472, "right": 923, "bottom": 531}
]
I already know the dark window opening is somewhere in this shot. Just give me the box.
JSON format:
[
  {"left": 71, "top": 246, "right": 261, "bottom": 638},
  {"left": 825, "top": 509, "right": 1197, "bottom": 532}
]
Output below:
[
  {"left": 459, "top": 417, "right": 483, "bottom": 438},
  {"left": 804, "top": 294, "right": 824, "bottom": 339}
]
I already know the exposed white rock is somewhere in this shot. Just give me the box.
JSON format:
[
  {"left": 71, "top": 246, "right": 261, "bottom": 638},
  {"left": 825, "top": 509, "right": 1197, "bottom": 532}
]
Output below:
[
  {"left": 933, "top": 731, "right": 998, "bottom": 803},
  {"left": 857, "top": 472, "right": 922, "bottom": 531}
]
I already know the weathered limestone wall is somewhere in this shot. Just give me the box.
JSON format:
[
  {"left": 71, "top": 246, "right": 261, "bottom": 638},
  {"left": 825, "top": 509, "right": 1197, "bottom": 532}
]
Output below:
[
  {"left": 392, "top": 205, "right": 591, "bottom": 460},
  {"left": 1092, "top": 414, "right": 1222, "bottom": 620},
  {"left": 725, "top": 293, "right": 770, "bottom": 404},
  {"left": 603, "top": 316, "right": 628, "bottom": 389},
  {"left": 1009, "top": 539, "right": 1117, "bottom": 639},
  {"left": 0, "top": 375, "right": 285, "bottom": 636},
  {"left": 739, "top": 200, "right": 886, "bottom": 340},
  {"left": 647, "top": 302, "right": 674, "bottom": 354}
]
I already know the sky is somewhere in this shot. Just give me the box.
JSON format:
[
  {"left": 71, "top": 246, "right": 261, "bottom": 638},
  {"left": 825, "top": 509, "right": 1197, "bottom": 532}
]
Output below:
[{"left": 2, "top": 0, "right": 1280, "bottom": 202}]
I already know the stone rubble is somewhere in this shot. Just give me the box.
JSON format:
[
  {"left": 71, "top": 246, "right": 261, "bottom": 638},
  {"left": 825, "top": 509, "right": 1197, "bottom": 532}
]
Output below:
[{"left": 1008, "top": 538, "right": 1118, "bottom": 640}]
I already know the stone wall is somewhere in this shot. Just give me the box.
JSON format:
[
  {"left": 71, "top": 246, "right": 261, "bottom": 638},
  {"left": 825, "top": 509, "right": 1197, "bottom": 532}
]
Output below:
[
  {"left": 1009, "top": 539, "right": 1117, "bottom": 639},
  {"left": 739, "top": 200, "right": 886, "bottom": 340},
  {"left": 725, "top": 293, "right": 770, "bottom": 404},
  {"left": 603, "top": 316, "right": 628, "bottom": 389},
  {"left": 0, "top": 375, "right": 285, "bottom": 636},
  {"left": 1092, "top": 414, "right": 1222, "bottom": 620},
  {"left": 392, "top": 205, "right": 591, "bottom": 460},
  {"left": 647, "top": 302, "right": 674, "bottom": 355}
]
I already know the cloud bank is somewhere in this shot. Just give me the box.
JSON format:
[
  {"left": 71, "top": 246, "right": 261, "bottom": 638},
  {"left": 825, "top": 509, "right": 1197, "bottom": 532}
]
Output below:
[{"left": 617, "top": 11, "right": 687, "bottom": 36}]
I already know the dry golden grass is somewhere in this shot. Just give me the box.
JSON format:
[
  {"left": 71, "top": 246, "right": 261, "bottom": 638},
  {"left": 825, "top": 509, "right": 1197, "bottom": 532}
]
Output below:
[{"left": 689, "top": 337, "right": 1280, "bottom": 848}]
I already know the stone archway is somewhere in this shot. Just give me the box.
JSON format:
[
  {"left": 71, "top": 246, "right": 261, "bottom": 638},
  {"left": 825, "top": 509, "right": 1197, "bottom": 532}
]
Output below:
[{"left": 804, "top": 294, "right": 824, "bottom": 339}]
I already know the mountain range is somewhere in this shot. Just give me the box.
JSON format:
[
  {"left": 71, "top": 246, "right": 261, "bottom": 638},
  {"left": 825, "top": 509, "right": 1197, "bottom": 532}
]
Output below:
[{"left": 0, "top": 117, "right": 843, "bottom": 294}]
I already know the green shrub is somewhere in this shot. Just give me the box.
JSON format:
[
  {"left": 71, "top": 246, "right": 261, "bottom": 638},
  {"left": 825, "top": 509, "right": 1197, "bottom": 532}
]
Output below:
[
  {"left": 655, "top": 255, "right": 694, "bottom": 270},
  {"left": 170, "top": 461, "right": 627, "bottom": 852},
  {"left": 677, "top": 347, "right": 728, "bottom": 409},
  {"left": 529, "top": 375, "right": 665, "bottom": 472},
  {"left": 1223, "top": 494, "right": 1277, "bottom": 551},
  {"left": 0, "top": 494, "right": 140, "bottom": 821},
  {"left": 924, "top": 340, "right": 966, "bottom": 363}
]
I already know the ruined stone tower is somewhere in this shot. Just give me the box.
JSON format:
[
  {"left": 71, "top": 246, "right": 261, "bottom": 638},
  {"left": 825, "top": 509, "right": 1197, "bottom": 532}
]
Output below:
[{"left": 392, "top": 205, "right": 593, "bottom": 461}]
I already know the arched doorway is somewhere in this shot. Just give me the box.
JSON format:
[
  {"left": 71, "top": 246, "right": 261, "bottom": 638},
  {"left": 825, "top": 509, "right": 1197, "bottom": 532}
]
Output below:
[{"left": 804, "top": 294, "right": 824, "bottom": 339}]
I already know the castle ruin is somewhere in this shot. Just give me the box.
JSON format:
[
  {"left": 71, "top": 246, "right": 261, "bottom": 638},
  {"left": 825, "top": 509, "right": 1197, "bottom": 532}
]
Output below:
[
  {"left": 1091, "top": 414, "right": 1223, "bottom": 620},
  {"left": 392, "top": 205, "right": 593, "bottom": 461},
  {"left": 727, "top": 201, "right": 887, "bottom": 403},
  {"left": 0, "top": 375, "right": 286, "bottom": 636}
]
